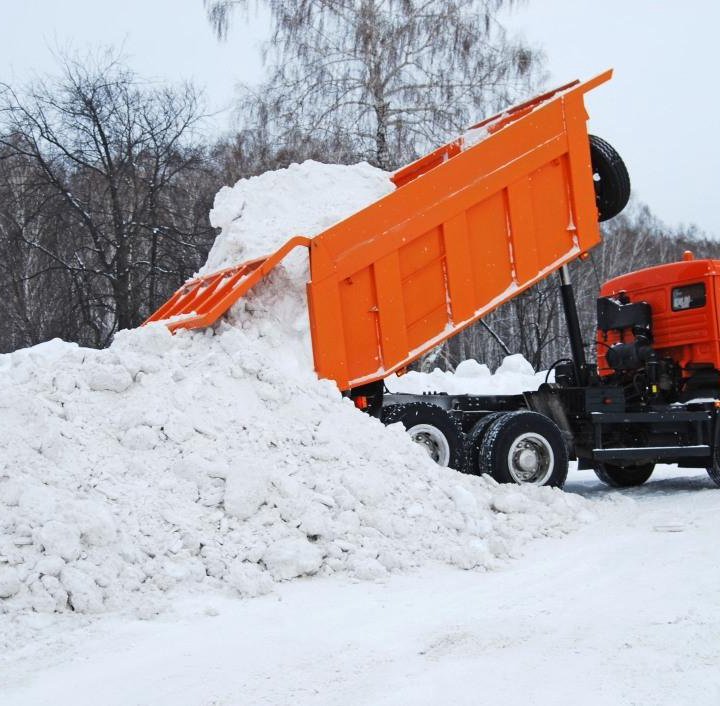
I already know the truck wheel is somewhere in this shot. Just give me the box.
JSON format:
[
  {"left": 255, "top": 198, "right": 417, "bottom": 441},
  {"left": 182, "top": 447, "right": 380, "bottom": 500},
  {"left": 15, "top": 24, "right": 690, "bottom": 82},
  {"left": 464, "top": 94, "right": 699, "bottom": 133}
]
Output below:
[
  {"left": 593, "top": 462, "right": 654, "bottom": 488},
  {"left": 479, "top": 411, "right": 568, "bottom": 488},
  {"left": 706, "top": 449, "right": 720, "bottom": 487},
  {"left": 463, "top": 412, "right": 505, "bottom": 475},
  {"left": 589, "top": 134, "right": 630, "bottom": 222},
  {"left": 382, "top": 403, "right": 465, "bottom": 470}
]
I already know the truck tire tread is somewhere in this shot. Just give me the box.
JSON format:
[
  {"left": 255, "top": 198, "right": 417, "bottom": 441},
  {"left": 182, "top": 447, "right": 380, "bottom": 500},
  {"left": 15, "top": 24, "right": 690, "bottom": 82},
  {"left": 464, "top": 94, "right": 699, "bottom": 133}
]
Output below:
[
  {"left": 589, "top": 134, "right": 631, "bottom": 222},
  {"left": 463, "top": 412, "right": 506, "bottom": 475}
]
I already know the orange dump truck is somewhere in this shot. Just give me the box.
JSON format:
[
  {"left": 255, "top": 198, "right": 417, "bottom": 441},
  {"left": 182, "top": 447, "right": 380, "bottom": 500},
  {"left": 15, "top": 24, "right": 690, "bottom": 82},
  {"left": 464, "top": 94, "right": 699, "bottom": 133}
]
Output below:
[{"left": 147, "top": 71, "right": 720, "bottom": 491}]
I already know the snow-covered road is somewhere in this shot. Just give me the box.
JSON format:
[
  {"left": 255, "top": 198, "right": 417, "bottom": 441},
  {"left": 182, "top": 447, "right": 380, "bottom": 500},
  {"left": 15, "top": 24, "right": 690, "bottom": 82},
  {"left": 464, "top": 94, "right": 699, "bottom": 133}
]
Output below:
[{"left": 3, "top": 466, "right": 720, "bottom": 706}]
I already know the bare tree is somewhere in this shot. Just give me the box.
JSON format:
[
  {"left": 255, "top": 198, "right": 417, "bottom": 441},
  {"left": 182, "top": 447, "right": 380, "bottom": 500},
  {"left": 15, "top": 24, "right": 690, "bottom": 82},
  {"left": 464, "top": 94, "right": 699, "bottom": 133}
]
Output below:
[
  {"left": 205, "top": 0, "right": 544, "bottom": 169},
  {"left": 0, "top": 144, "right": 74, "bottom": 350},
  {"left": 210, "top": 120, "right": 361, "bottom": 184},
  {"left": 0, "top": 50, "right": 216, "bottom": 347}
]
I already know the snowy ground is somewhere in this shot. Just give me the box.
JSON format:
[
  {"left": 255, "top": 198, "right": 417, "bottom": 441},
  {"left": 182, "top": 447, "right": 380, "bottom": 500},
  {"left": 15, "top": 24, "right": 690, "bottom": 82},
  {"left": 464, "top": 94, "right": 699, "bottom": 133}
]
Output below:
[{"left": 3, "top": 464, "right": 719, "bottom": 706}]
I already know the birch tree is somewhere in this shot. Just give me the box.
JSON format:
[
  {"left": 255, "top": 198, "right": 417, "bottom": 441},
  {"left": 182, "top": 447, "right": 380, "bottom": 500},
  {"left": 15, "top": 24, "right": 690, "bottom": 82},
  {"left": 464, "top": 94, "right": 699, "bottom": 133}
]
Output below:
[{"left": 206, "top": 0, "right": 544, "bottom": 169}]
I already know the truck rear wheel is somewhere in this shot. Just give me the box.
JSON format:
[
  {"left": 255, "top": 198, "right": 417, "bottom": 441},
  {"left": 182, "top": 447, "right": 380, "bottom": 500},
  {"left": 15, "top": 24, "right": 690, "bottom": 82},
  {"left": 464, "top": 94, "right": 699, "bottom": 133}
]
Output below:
[
  {"left": 479, "top": 411, "right": 568, "bottom": 488},
  {"left": 382, "top": 403, "right": 465, "bottom": 470},
  {"left": 593, "top": 462, "right": 654, "bottom": 488},
  {"left": 589, "top": 134, "right": 630, "bottom": 222}
]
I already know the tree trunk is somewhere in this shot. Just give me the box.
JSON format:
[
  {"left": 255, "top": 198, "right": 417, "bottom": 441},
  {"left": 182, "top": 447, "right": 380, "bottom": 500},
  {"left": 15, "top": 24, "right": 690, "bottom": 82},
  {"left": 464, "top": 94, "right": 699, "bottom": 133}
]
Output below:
[{"left": 374, "top": 100, "right": 390, "bottom": 170}]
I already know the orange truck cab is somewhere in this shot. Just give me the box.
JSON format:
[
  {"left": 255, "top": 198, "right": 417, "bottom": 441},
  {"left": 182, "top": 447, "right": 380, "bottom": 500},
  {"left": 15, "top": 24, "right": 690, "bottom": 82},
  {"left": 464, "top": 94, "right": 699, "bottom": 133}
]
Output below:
[{"left": 598, "top": 252, "right": 720, "bottom": 388}]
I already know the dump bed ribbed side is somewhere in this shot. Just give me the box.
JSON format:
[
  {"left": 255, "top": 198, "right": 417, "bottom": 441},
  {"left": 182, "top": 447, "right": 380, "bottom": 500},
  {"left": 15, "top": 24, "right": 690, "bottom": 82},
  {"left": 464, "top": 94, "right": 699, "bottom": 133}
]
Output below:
[{"left": 308, "top": 72, "right": 611, "bottom": 390}]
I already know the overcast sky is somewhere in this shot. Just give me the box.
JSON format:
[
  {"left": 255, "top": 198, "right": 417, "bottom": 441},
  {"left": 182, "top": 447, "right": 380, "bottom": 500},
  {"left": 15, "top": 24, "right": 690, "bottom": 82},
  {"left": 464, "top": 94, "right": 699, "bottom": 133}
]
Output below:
[{"left": 2, "top": 1, "right": 718, "bottom": 236}]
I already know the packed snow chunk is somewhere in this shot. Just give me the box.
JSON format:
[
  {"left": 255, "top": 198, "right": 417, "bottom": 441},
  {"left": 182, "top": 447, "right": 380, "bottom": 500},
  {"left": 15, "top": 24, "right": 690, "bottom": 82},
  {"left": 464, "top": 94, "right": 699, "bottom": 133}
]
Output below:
[
  {"left": 463, "top": 126, "right": 490, "bottom": 149},
  {"left": 262, "top": 537, "right": 324, "bottom": 581},
  {"left": 223, "top": 465, "right": 270, "bottom": 521},
  {"left": 60, "top": 566, "right": 104, "bottom": 613},
  {"left": 0, "top": 479, "right": 22, "bottom": 507},
  {"left": 449, "top": 539, "right": 492, "bottom": 570},
  {"left": 120, "top": 425, "right": 160, "bottom": 451},
  {"left": 491, "top": 492, "right": 533, "bottom": 515},
  {"left": 496, "top": 353, "right": 535, "bottom": 376},
  {"left": 0, "top": 567, "right": 21, "bottom": 599},
  {"left": 86, "top": 363, "right": 133, "bottom": 393},
  {"left": 453, "top": 359, "right": 490, "bottom": 379},
  {"left": 34, "top": 521, "right": 82, "bottom": 561},
  {"left": 34, "top": 556, "right": 65, "bottom": 577},
  {"left": 350, "top": 557, "right": 388, "bottom": 581},
  {"left": 205, "top": 160, "right": 394, "bottom": 275},
  {"left": 11, "top": 337, "right": 82, "bottom": 368},
  {"left": 78, "top": 505, "right": 117, "bottom": 547},
  {"left": 450, "top": 484, "right": 480, "bottom": 517},
  {"left": 226, "top": 560, "right": 274, "bottom": 598}
]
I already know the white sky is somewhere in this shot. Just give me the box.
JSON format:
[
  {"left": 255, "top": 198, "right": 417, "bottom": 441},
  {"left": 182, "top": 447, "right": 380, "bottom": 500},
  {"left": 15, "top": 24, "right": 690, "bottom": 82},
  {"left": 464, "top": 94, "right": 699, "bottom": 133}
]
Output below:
[
  {"left": 1, "top": 1, "right": 718, "bottom": 236},
  {"left": 507, "top": 0, "right": 720, "bottom": 238}
]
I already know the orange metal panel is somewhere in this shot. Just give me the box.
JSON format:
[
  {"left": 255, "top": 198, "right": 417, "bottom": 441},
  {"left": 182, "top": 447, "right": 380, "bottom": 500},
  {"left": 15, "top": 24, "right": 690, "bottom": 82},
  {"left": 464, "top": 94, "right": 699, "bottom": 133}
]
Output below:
[
  {"left": 401, "top": 230, "right": 446, "bottom": 327},
  {"left": 337, "top": 267, "right": 379, "bottom": 383},
  {"left": 407, "top": 305, "right": 450, "bottom": 354},
  {"left": 528, "top": 157, "right": 576, "bottom": 262},
  {"left": 507, "top": 177, "right": 539, "bottom": 284},
  {"left": 398, "top": 227, "right": 443, "bottom": 280},
  {"left": 562, "top": 92, "right": 601, "bottom": 253},
  {"left": 142, "top": 236, "right": 311, "bottom": 332},
  {"left": 466, "top": 192, "right": 514, "bottom": 303},
  {"left": 307, "top": 275, "right": 350, "bottom": 386},
  {"left": 443, "top": 212, "right": 475, "bottom": 324},
  {"left": 373, "top": 252, "right": 410, "bottom": 370}
]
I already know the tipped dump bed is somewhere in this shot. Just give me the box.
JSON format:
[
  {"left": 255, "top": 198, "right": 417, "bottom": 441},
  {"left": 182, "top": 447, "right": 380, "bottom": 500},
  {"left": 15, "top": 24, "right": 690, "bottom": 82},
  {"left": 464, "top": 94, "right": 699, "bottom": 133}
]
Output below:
[{"left": 146, "top": 71, "right": 613, "bottom": 391}]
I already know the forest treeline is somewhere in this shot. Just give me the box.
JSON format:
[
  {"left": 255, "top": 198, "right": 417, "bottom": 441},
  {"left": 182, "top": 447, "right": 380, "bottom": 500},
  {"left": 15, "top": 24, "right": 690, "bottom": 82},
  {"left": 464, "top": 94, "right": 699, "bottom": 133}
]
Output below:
[{"left": 1, "top": 1, "right": 717, "bottom": 370}]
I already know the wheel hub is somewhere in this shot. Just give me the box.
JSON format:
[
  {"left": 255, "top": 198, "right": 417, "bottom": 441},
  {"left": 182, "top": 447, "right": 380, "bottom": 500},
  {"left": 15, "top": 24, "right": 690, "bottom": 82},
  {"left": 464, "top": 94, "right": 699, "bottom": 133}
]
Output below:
[
  {"left": 517, "top": 448, "right": 539, "bottom": 473},
  {"left": 507, "top": 433, "right": 554, "bottom": 484},
  {"left": 406, "top": 423, "right": 451, "bottom": 467}
]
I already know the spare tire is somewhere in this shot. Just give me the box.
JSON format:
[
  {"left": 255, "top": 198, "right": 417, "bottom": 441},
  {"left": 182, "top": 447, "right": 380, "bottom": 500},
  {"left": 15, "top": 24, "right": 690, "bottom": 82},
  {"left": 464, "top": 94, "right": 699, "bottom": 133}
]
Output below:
[
  {"left": 589, "top": 134, "right": 630, "bottom": 222},
  {"left": 382, "top": 402, "right": 465, "bottom": 470}
]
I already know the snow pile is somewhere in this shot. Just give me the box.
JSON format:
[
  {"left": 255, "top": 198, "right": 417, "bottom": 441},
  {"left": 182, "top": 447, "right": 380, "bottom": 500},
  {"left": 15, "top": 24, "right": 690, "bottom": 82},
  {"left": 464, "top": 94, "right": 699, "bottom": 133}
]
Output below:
[
  {"left": 0, "top": 161, "right": 593, "bottom": 618},
  {"left": 462, "top": 126, "right": 491, "bottom": 149},
  {"left": 205, "top": 160, "right": 395, "bottom": 274},
  {"left": 388, "top": 354, "right": 547, "bottom": 396}
]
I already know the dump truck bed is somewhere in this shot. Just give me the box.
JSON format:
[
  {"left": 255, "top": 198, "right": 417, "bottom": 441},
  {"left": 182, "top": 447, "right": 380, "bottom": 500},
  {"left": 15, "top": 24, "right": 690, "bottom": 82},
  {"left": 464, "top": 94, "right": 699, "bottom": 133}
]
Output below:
[{"left": 146, "top": 71, "right": 612, "bottom": 391}]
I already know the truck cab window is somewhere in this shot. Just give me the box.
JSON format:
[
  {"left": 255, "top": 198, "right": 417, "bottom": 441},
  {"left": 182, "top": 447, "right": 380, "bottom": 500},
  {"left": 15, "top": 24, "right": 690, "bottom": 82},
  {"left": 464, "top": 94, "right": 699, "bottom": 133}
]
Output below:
[{"left": 671, "top": 283, "right": 705, "bottom": 311}]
